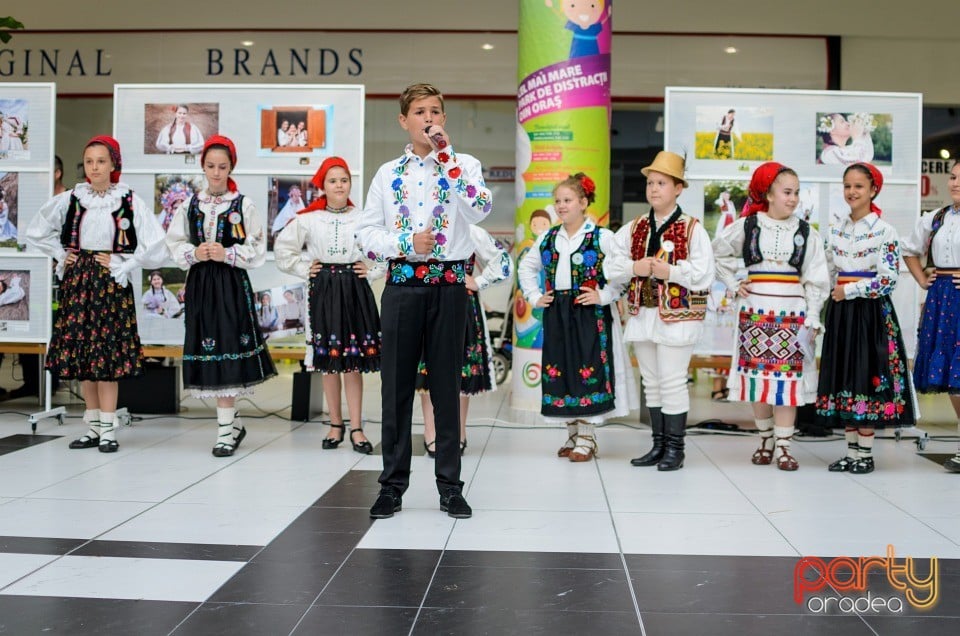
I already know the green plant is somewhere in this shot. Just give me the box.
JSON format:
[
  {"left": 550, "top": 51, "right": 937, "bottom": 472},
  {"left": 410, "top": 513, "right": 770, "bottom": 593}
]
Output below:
[{"left": 0, "top": 17, "right": 24, "bottom": 44}]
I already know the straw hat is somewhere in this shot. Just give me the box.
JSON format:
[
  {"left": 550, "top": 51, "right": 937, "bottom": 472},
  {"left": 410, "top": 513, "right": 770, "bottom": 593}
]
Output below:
[{"left": 641, "top": 151, "right": 688, "bottom": 188}]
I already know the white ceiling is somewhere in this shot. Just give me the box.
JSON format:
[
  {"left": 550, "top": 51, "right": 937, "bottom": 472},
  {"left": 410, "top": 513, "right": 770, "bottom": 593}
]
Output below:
[{"left": 8, "top": 0, "right": 956, "bottom": 39}]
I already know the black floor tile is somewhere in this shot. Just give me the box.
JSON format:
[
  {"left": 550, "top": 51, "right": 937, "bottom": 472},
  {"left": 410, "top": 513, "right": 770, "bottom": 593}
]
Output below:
[
  {"left": 862, "top": 572, "right": 960, "bottom": 616},
  {"left": 0, "top": 434, "right": 61, "bottom": 448},
  {"left": 315, "top": 549, "right": 441, "bottom": 608},
  {"left": 283, "top": 506, "right": 375, "bottom": 534},
  {"left": 71, "top": 540, "right": 261, "bottom": 561},
  {"left": 863, "top": 615, "right": 960, "bottom": 635},
  {"left": 413, "top": 608, "right": 642, "bottom": 636},
  {"left": 640, "top": 612, "right": 874, "bottom": 635},
  {"left": 312, "top": 470, "right": 382, "bottom": 508},
  {"left": 208, "top": 561, "right": 340, "bottom": 605},
  {"left": 170, "top": 602, "right": 309, "bottom": 636},
  {"left": 293, "top": 605, "right": 418, "bottom": 636},
  {"left": 0, "top": 535, "right": 86, "bottom": 555},
  {"left": 625, "top": 553, "right": 799, "bottom": 573},
  {"left": 441, "top": 549, "right": 623, "bottom": 570},
  {"left": 0, "top": 596, "right": 195, "bottom": 635},
  {"left": 251, "top": 530, "right": 357, "bottom": 566},
  {"left": 919, "top": 453, "right": 954, "bottom": 467},
  {"left": 424, "top": 565, "right": 635, "bottom": 612}
]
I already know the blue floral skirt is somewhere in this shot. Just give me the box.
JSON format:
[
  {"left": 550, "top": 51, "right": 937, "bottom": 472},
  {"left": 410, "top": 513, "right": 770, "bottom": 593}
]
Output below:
[{"left": 914, "top": 275, "right": 960, "bottom": 393}]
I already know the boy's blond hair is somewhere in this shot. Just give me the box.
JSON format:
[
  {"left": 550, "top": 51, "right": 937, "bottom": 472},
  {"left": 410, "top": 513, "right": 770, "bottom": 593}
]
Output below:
[{"left": 399, "top": 83, "right": 445, "bottom": 116}]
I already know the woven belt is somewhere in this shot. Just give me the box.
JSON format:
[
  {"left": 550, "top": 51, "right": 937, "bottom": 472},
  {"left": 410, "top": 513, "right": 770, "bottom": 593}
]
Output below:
[
  {"left": 747, "top": 271, "right": 800, "bottom": 284},
  {"left": 836, "top": 270, "right": 876, "bottom": 285}
]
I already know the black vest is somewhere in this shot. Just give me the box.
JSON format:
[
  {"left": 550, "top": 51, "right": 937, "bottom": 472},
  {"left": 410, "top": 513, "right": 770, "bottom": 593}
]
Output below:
[
  {"left": 742, "top": 214, "right": 809, "bottom": 271},
  {"left": 187, "top": 194, "right": 247, "bottom": 248},
  {"left": 59, "top": 190, "right": 138, "bottom": 254}
]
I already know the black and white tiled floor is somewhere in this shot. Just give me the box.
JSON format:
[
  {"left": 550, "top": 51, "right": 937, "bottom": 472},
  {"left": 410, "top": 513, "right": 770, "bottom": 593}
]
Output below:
[{"left": 0, "top": 364, "right": 958, "bottom": 635}]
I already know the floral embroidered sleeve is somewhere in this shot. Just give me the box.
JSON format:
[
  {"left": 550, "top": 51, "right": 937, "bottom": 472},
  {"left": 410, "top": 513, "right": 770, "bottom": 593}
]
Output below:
[
  {"left": 845, "top": 227, "right": 900, "bottom": 299},
  {"left": 437, "top": 148, "right": 493, "bottom": 224},
  {"left": 165, "top": 200, "right": 195, "bottom": 269},
  {"left": 356, "top": 164, "right": 413, "bottom": 262},
  {"left": 471, "top": 226, "right": 512, "bottom": 290}
]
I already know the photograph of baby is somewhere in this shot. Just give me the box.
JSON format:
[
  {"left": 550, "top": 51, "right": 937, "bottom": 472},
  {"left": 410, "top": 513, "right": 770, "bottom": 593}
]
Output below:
[
  {"left": 0, "top": 99, "right": 29, "bottom": 161},
  {"left": 255, "top": 283, "right": 307, "bottom": 345},
  {"left": 0, "top": 269, "right": 29, "bottom": 321},
  {"left": 695, "top": 106, "right": 774, "bottom": 161},
  {"left": 702, "top": 181, "right": 748, "bottom": 239},
  {"left": 816, "top": 112, "right": 892, "bottom": 166},
  {"left": 258, "top": 105, "right": 332, "bottom": 156},
  {"left": 0, "top": 172, "right": 18, "bottom": 247},
  {"left": 154, "top": 174, "right": 205, "bottom": 232},
  {"left": 266, "top": 175, "right": 319, "bottom": 249},
  {"left": 144, "top": 103, "right": 219, "bottom": 156}
]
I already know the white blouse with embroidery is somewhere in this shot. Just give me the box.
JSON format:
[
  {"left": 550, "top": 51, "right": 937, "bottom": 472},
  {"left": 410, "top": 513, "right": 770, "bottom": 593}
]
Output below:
[
  {"left": 273, "top": 206, "right": 385, "bottom": 281},
  {"left": 901, "top": 205, "right": 960, "bottom": 267},
  {"left": 165, "top": 190, "right": 266, "bottom": 271},
  {"left": 826, "top": 211, "right": 901, "bottom": 299}
]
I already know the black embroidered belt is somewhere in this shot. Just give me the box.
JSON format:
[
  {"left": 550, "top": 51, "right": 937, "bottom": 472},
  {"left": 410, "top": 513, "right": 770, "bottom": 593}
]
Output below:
[{"left": 387, "top": 260, "right": 466, "bottom": 287}]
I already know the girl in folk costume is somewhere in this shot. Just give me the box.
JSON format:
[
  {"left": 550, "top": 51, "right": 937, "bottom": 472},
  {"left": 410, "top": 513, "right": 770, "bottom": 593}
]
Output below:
[
  {"left": 155, "top": 104, "right": 204, "bottom": 155},
  {"left": 817, "top": 163, "right": 917, "bottom": 474},
  {"left": 608, "top": 151, "right": 715, "bottom": 471},
  {"left": 713, "top": 162, "right": 830, "bottom": 470},
  {"left": 166, "top": 136, "right": 277, "bottom": 457},
  {"left": 418, "top": 224, "right": 513, "bottom": 457},
  {"left": 25, "top": 136, "right": 167, "bottom": 452},
  {"left": 274, "top": 157, "right": 383, "bottom": 454},
  {"left": 518, "top": 173, "right": 637, "bottom": 462},
  {"left": 903, "top": 161, "right": 960, "bottom": 473}
]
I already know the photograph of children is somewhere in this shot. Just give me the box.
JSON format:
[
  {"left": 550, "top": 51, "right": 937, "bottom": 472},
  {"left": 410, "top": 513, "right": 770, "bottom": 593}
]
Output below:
[
  {"left": 141, "top": 268, "right": 185, "bottom": 320},
  {"left": 0, "top": 172, "right": 18, "bottom": 247},
  {"left": 695, "top": 106, "right": 774, "bottom": 161},
  {"left": 816, "top": 112, "right": 892, "bottom": 166},
  {"left": 266, "top": 175, "right": 319, "bottom": 249},
  {"left": 144, "top": 103, "right": 219, "bottom": 156},
  {"left": 258, "top": 105, "right": 332, "bottom": 156},
  {"left": 255, "top": 283, "right": 307, "bottom": 345},
  {"left": 0, "top": 99, "right": 29, "bottom": 160},
  {"left": 0, "top": 269, "right": 29, "bottom": 321},
  {"left": 154, "top": 174, "right": 205, "bottom": 231},
  {"left": 702, "top": 181, "right": 748, "bottom": 239}
]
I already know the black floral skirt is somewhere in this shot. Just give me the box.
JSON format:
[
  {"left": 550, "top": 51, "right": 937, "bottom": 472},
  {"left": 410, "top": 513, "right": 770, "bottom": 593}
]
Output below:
[
  {"left": 415, "top": 287, "right": 493, "bottom": 395},
  {"left": 47, "top": 252, "right": 143, "bottom": 381},
  {"left": 306, "top": 263, "right": 382, "bottom": 373}
]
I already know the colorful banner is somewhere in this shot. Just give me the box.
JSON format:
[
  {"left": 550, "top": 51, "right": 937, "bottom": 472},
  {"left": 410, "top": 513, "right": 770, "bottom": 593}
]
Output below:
[{"left": 511, "top": 0, "right": 612, "bottom": 409}]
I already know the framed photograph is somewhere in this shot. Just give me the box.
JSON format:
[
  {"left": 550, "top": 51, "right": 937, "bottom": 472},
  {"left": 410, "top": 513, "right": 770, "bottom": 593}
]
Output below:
[
  {"left": 144, "top": 103, "right": 219, "bottom": 156},
  {"left": 694, "top": 106, "right": 774, "bottom": 162},
  {"left": 0, "top": 253, "right": 52, "bottom": 343},
  {"left": 134, "top": 265, "right": 186, "bottom": 345},
  {"left": 0, "top": 98, "right": 30, "bottom": 161},
  {"left": 701, "top": 180, "right": 747, "bottom": 239},
  {"left": 266, "top": 175, "right": 318, "bottom": 249},
  {"left": 815, "top": 112, "right": 892, "bottom": 167},
  {"left": 155, "top": 174, "right": 205, "bottom": 231},
  {"left": 0, "top": 171, "right": 19, "bottom": 248},
  {"left": 254, "top": 282, "right": 307, "bottom": 346},
  {"left": 258, "top": 104, "right": 333, "bottom": 156}
]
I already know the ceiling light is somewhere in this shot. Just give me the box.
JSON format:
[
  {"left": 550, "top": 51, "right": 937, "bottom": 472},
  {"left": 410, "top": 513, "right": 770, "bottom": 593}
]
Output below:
[
  {"left": 724, "top": 46, "right": 738, "bottom": 54},
  {"left": 482, "top": 43, "right": 494, "bottom": 51},
  {"left": 242, "top": 40, "right": 255, "bottom": 47},
  {"left": 941, "top": 149, "right": 951, "bottom": 159}
]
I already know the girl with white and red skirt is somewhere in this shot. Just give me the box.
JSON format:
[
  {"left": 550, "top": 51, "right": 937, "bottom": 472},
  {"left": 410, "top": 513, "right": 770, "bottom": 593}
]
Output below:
[
  {"left": 817, "top": 162, "right": 917, "bottom": 474},
  {"left": 166, "top": 136, "right": 277, "bottom": 457},
  {"left": 274, "top": 156, "right": 383, "bottom": 454},
  {"left": 713, "top": 162, "right": 830, "bottom": 471},
  {"left": 25, "top": 135, "right": 167, "bottom": 452}
]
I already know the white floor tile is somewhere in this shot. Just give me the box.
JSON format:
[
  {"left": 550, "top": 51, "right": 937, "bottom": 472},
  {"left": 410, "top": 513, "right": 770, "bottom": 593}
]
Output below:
[
  {"left": 0, "top": 499, "right": 153, "bottom": 539},
  {"left": 358, "top": 510, "right": 456, "bottom": 550},
  {"left": 1, "top": 556, "right": 244, "bottom": 602},
  {"left": 446, "top": 510, "right": 620, "bottom": 553},
  {"left": 0, "top": 553, "right": 60, "bottom": 589},
  {"left": 613, "top": 512, "right": 798, "bottom": 557}
]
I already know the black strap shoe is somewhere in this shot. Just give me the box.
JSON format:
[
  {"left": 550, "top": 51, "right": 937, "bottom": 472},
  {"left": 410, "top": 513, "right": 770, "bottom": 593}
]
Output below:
[
  {"left": 370, "top": 489, "right": 402, "bottom": 519},
  {"left": 322, "top": 423, "right": 345, "bottom": 450},
  {"left": 440, "top": 490, "right": 472, "bottom": 519},
  {"left": 350, "top": 428, "right": 374, "bottom": 455}
]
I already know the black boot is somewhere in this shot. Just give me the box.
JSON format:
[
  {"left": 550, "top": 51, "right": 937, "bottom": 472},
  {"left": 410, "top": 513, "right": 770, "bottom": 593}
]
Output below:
[
  {"left": 657, "top": 412, "right": 687, "bottom": 471},
  {"left": 631, "top": 407, "right": 665, "bottom": 466}
]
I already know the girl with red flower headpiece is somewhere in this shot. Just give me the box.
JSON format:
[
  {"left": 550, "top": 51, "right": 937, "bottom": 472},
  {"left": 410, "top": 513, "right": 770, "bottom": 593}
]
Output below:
[
  {"left": 25, "top": 136, "right": 167, "bottom": 453},
  {"left": 608, "top": 151, "right": 715, "bottom": 471},
  {"left": 519, "top": 172, "right": 638, "bottom": 462},
  {"left": 166, "top": 135, "right": 277, "bottom": 457},
  {"left": 713, "top": 161, "right": 830, "bottom": 471},
  {"left": 274, "top": 156, "right": 384, "bottom": 454},
  {"left": 816, "top": 162, "right": 917, "bottom": 474},
  {"left": 902, "top": 161, "right": 960, "bottom": 472}
]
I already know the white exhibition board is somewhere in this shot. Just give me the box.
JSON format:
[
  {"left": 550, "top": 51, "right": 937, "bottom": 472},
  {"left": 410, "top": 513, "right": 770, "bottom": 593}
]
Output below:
[
  {"left": 0, "top": 83, "right": 55, "bottom": 252},
  {"left": 664, "top": 87, "right": 922, "bottom": 357},
  {"left": 114, "top": 84, "right": 365, "bottom": 345}
]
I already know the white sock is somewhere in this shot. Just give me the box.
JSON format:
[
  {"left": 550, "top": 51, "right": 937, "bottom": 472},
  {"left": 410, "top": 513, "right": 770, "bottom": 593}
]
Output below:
[
  {"left": 774, "top": 425, "right": 794, "bottom": 461},
  {"left": 858, "top": 428, "right": 874, "bottom": 459},
  {"left": 845, "top": 427, "right": 858, "bottom": 459},
  {"left": 82, "top": 409, "right": 101, "bottom": 440},
  {"left": 99, "top": 412, "right": 116, "bottom": 443},
  {"left": 955, "top": 422, "right": 960, "bottom": 459},
  {"left": 755, "top": 416, "right": 774, "bottom": 447},
  {"left": 232, "top": 412, "right": 244, "bottom": 442},
  {"left": 216, "top": 407, "right": 235, "bottom": 446},
  {"left": 573, "top": 422, "right": 596, "bottom": 455},
  {"left": 563, "top": 423, "right": 578, "bottom": 449}
]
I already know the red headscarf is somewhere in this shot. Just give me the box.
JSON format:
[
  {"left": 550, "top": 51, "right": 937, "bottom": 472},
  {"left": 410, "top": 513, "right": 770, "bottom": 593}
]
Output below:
[
  {"left": 300, "top": 156, "right": 354, "bottom": 214},
  {"left": 84, "top": 135, "right": 122, "bottom": 184},
  {"left": 741, "top": 161, "right": 791, "bottom": 216},
  {"left": 848, "top": 162, "right": 884, "bottom": 215},
  {"left": 201, "top": 135, "right": 239, "bottom": 192}
]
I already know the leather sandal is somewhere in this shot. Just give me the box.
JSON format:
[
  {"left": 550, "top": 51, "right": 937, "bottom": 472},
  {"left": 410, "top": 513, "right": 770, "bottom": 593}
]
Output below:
[
  {"left": 322, "top": 423, "right": 345, "bottom": 450},
  {"left": 569, "top": 435, "right": 598, "bottom": 462},
  {"left": 460, "top": 439, "right": 467, "bottom": 456},
  {"left": 350, "top": 428, "right": 374, "bottom": 455},
  {"left": 557, "top": 432, "right": 577, "bottom": 458},
  {"left": 774, "top": 436, "right": 799, "bottom": 471},
  {"left": 751, "top": 434, "right": 774, "bottom": 465},
  {"left": 711, "top": 388, "right": 730, "bottom": 402}
]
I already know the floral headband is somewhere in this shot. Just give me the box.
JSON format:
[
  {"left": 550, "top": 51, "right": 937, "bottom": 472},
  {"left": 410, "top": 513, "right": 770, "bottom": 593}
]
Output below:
[{"left": 579, "top": 175, "right": 596, "bottom": 197}]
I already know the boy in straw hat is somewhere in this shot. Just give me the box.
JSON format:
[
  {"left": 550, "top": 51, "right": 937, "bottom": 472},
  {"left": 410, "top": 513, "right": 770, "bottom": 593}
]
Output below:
[{"left": 607, "top": 151, "right": 715, "bottom": 470}]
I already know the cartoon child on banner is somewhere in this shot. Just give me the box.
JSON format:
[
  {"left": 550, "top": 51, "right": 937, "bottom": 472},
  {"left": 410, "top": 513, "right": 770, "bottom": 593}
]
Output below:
[
  {"left": 545, "top": 0, "right": 612, "bottom": 59},
  {"left": 514, "top": 208, "right": 557, "bottom": 349}
]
